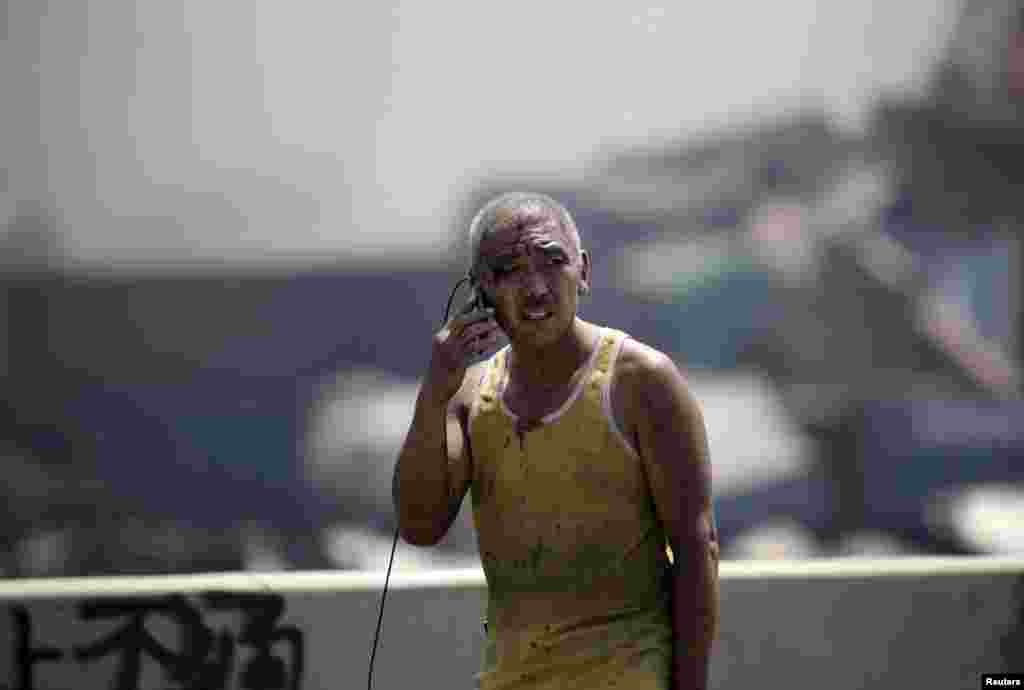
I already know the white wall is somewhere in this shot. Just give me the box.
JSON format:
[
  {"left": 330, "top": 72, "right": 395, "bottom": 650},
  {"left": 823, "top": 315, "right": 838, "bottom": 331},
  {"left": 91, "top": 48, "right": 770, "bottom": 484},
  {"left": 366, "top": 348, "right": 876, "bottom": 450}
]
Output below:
[{"left": 0, "top": 557, "right": 1019, "bottom": 689}]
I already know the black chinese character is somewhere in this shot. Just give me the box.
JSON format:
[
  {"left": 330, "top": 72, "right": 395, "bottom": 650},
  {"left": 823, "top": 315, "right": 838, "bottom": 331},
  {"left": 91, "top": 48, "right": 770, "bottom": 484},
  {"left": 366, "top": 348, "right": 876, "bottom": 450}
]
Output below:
[
  {"left": 73, "top": 594, "right": 233, "bottom": 690},
  {"left": 9, "top": 605, "right": 63, "bottom": 690},
  {"left": 201, "top": 592, "right": 304, "bottom": 690}
]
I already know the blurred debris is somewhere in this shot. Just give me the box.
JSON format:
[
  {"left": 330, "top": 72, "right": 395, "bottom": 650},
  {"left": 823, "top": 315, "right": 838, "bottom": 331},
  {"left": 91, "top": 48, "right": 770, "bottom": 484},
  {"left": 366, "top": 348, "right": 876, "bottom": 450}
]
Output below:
[
  {"left": 722, "top": 520, "right": 825, "bottom": 561},
  {"left": 833, "top": 531, "right": 917, "bottom": 558},
  {"left": 684, "top": 371, "right": 813, "bottom": 496},
  {"left": 15, "top": 528, "right": 74, "bottom": 578},
  {"left": 305, "top": 368, "right": 418, "bottom": 516},
  {"left": 4, "top": 2, "right": 1024, "bottom": 576},
  {"left": 322, "top": 524, "right": 479, "bottom": 572},
  {"left": 931, "top": 483, "right": 1024, "bottom": 554}
]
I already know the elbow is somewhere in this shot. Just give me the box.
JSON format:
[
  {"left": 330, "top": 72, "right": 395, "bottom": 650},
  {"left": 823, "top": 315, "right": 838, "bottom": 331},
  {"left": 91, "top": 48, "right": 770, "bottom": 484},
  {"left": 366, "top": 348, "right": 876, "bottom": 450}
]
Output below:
[
  {"left": 397, "top": 520, "right": 444, "bottom": 547},
  {"left": 392, "top": 474, "right": 447, "bottom": 547}
]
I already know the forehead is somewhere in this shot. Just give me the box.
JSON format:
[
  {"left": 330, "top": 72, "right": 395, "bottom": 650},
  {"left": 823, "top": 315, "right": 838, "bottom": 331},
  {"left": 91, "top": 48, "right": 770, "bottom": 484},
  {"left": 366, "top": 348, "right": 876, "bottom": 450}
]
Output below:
[{"left": 478, "top": 206, "right": 572, "bottom": 258}]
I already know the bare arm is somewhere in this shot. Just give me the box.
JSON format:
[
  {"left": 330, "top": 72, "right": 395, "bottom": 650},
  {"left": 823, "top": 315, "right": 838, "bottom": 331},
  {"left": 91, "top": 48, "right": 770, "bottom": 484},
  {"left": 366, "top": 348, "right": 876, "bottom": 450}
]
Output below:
[
  {"left": 632, "top": 350, "right": 719, "bottom": 690},
  {"left": 393, "top": 304, "right": 501, "bottom": 546},
  {"left": 392, "top": 381, "right": 474, "bottom": 546}
]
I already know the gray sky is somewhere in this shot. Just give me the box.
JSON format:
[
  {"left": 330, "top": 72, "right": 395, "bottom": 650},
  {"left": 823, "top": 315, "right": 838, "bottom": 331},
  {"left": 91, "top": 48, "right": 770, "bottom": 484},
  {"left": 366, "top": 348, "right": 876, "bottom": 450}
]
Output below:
[{"left": 3, "top": 0, "right": 962, "bottom": 269}]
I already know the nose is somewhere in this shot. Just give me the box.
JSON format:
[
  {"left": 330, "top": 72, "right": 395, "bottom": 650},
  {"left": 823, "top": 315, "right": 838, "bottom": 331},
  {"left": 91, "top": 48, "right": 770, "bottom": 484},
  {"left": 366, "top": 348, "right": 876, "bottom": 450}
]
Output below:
[{"left": 523, "top": 266, "right": 549, "bottom": 299}]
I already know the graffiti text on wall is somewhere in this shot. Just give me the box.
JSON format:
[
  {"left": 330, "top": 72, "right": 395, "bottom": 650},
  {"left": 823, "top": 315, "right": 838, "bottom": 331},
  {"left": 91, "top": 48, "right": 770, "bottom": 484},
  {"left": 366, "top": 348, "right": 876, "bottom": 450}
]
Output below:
[{"left": 5, "top": 591, "right": 304, "bottom": 690}]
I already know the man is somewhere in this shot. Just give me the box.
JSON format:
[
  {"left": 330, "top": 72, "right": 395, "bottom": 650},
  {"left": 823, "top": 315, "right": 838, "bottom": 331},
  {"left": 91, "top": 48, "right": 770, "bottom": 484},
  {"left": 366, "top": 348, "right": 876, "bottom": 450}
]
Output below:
[{"left": 393, "top": 192, "right": 719, "bottom": 690}]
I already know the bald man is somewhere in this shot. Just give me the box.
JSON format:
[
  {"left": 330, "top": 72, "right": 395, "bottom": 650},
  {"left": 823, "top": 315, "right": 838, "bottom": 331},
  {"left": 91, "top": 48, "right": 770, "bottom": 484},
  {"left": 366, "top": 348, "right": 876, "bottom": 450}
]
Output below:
[{"left": 393, "top": 192, "right": 718, "bottom": 690}]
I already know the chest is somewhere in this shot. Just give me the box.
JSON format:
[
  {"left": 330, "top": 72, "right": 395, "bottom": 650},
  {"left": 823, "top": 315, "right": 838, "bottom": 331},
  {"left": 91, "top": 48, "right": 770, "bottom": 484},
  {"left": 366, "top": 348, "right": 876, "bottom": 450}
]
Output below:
[
  {"left": 503, "top": 376, "right": 577, "bottom": 420},
  {"left": 474, "top": 383, "right": 649, "bottom": 540},
  {"left": 501, "top": 362, "right": 637, "bottom": 450},
  {"left": 469, "top": 367, "right": 656, "bottom": 586}
]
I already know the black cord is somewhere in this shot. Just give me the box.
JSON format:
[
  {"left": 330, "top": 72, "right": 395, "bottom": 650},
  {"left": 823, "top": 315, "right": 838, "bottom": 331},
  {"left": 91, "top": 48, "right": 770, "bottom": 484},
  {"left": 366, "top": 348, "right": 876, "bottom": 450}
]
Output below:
[
  {"left": 367, "top": 275, "right": 471, "bottom": 690},
  {"left": 367, "top": 528, "right": 399, "bottom": 690}
]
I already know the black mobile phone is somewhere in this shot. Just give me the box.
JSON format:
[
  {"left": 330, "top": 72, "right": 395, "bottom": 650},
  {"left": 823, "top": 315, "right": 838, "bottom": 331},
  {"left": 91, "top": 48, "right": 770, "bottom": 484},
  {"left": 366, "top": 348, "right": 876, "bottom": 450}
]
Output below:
[
  {"left": 462, "top": 282, "right": 502, "bottom": 363},
  {"left": 467, "top": 284, "right": 493, "bottom": 312}
]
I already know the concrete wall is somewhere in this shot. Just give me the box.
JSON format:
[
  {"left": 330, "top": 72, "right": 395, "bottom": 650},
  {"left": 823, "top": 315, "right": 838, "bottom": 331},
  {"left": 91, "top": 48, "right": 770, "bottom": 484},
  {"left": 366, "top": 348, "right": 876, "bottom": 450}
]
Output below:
[{"left": 0, "top": 558, "right": 1021, "bottom": 690}]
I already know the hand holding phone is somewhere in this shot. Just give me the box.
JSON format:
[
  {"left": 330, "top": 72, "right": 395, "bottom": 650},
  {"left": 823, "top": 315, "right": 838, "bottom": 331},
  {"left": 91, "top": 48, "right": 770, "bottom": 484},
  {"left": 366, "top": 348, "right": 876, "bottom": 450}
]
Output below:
[{"left": 423, "top": 284, "right": 503, "bottom": 403}]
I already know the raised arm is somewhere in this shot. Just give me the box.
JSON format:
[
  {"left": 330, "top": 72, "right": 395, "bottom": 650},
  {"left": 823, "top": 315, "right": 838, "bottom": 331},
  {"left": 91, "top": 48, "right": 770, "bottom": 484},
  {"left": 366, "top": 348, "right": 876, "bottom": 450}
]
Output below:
[{"left": 392, "top": 307, "right": 501, "bottom": 546}]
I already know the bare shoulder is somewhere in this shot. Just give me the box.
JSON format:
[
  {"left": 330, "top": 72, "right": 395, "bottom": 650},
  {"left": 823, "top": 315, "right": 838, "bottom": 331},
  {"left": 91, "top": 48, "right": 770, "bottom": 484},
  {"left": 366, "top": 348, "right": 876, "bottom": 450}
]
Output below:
[
  {"left": 615, "top": 337, "right": 679, "bottom": 393},
  {"left": 617, "top": 337, "right": 672, "bottom": 375},
  {"left": 614, "top": 337, "right": 697, "bottom": 420}
]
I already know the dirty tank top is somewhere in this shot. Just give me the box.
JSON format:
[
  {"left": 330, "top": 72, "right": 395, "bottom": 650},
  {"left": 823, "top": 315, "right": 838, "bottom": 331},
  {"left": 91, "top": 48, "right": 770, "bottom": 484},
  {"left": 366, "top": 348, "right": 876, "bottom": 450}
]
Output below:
[{"left": 468, "top": 327, "right": 674, "bottom": 690}]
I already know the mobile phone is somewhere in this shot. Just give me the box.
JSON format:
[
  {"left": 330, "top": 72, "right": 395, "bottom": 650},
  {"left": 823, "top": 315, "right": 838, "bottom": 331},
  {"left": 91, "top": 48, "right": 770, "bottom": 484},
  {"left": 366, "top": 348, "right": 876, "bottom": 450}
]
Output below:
[
  {"left": 462, "top": 282, "right": 502, "bottom": 362},
  {"left": 467, "top": 284, "right": 493, "bottom": 312}
]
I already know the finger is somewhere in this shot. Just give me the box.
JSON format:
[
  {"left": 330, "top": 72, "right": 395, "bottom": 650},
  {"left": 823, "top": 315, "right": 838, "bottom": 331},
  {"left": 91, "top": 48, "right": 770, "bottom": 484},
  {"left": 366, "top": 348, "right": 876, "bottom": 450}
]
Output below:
[
  {"left": 460, "top": 318, "right": 499, "bottom": 342},
  {"left": 448, "top": 308, "right": 495, "bottom": 335},
  {"left": 462, "top": 325, "right": 497, "bottom": 353},
  {"left": 454, "top": 319, "right": 499, "bottom": 345},
  {"left": 473, "top": 330, "right": 504, "bottom": 356}
]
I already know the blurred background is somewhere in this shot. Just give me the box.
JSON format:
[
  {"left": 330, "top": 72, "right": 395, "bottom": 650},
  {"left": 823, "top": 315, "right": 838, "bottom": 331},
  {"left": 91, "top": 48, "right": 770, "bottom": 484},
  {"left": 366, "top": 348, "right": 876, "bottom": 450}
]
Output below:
[{"left": 2, "top": 0, "right": 1023, "bottom": 577}]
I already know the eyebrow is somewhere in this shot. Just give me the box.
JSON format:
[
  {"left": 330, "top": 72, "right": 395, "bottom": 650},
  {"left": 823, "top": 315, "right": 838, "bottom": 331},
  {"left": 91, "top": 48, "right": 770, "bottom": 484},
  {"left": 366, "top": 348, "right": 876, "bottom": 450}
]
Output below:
[
  {"left": 537, "top": 241, "right": 568, "bottom": 257},
  {"left": 485, "top": 240, "right": 568, "bottom": 271}
]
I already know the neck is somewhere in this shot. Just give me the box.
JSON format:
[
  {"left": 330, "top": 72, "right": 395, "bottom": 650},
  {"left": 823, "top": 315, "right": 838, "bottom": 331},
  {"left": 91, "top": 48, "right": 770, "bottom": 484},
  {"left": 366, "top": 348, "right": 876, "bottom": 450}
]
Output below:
[{"left": 508, "top": 318, "right": 597, "bottom": 389}]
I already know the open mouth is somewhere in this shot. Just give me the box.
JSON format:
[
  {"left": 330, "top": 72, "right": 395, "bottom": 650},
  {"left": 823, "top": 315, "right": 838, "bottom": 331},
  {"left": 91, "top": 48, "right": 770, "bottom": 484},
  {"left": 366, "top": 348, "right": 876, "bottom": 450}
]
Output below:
[{"left": 523, "top": 309, "right": 551, "bottom": 321}]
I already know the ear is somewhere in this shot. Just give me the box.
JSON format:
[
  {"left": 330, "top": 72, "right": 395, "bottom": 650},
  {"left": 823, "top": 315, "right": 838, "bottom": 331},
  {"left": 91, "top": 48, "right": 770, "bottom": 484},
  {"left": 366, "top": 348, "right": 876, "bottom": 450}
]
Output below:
[{"left": 578, "top": 250, "right": 591, "bottom": 294}]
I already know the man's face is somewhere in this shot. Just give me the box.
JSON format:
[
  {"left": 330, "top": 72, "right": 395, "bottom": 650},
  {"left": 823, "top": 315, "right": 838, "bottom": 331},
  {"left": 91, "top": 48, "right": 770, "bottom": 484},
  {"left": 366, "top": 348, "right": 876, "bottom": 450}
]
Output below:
[{"left": 476, "top": 206, "right": 589, "bottom": 347}]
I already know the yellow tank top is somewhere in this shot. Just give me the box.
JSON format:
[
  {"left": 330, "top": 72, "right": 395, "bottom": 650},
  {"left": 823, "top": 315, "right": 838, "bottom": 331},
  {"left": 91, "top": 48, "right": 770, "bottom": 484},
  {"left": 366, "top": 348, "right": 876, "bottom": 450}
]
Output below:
[{"left": 469, "top": 326, "right": 673, "bottom": 690}]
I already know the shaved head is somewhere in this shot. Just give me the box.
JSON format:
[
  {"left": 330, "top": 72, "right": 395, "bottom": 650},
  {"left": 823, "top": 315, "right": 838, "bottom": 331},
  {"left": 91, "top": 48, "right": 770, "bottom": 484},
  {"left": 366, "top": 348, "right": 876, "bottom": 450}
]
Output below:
[{"left": 467, "top": 192, "right": 582, "bottom": 279}]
